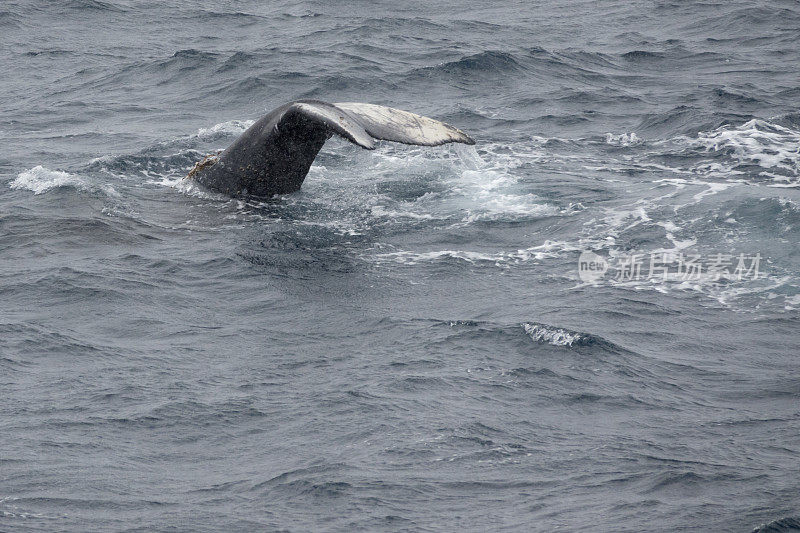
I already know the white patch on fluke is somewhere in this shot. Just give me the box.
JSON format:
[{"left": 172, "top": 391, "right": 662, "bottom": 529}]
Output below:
[
  {"left": 335, "top": 102, "right": 474, "bottom": 146},
  {"left": 294, "top": 102, "right": 374, "bottom": 149}
]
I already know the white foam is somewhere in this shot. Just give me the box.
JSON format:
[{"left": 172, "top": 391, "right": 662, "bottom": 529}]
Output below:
[
  {"left": 713, "top": 276, "right": 793, "bottom": 308},
  {"left": 147, "top": 174, "right": 228, "bottom": 200},
  {"left": 785, "top": 294, "right": 800, "bottom": 311},
  {"left": 10, "top": 166, "right": 118, "bottom": 196},
  {"left": 598, "top": 200, "right": 654, "bottom": 235},
  {"left": 698, "top": 120, "right": 798, "bottom": 168},
  {"left": 89, "top": 154, "right": 116, "bottom": 165},
  {"left": 374, "top": 249, "right": 501, "bottom": 265},
  {"left": 690, "top": 119, "right": 800, "bottom": 185},
  {"left": 370, "top": 205, "right": 434, "bottom": 220},
  {"left": 587, "top": 121, "right": 800, "bottom": 188},
  {"left": 691, "top": 181, "right": 736, "bottom": 201},
  {"left": 522, "top": 323, "right": 587, "bottom": 347},
  {"left": 11, "top": 166, "right": 76, "bottom": 194},
  {"left": 326, "top": 142, "right": 565, "bottom": 225},
  {"left": 605, "top": 132, "right": 640, "bottom": 146},
  {"left": 194, "top": 119, "right": 254, "bottom": 139},
  {"left": 371, "top": 239, "right": 577, "bottom": 267},
  {"left": 447, "top": 145, "right": 562, "bottom": 222}
]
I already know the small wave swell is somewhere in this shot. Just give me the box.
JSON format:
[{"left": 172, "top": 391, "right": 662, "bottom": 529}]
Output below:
[{"left": 412, "top": 50, "right": 521, "bottom": 78}]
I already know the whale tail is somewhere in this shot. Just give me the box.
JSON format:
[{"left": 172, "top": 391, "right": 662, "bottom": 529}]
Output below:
[{"left": 189, "top": 100, "right": 475, "bottom": 198}]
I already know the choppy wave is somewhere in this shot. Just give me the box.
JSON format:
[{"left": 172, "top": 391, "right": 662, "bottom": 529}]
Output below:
[
  {"left": 752, "top": 517, "right": 800, "bottom": 533},
  {"left": 10, "top": 166, "right": 78, "bottom": 194},
  {"left": 193, "top": 119, "right": 255, "bottom": 141},
  {"left": 522, "top": 322, "right": 597, "bottom": 347},
  {"left": 370, "top": 239, "right": 575, "bottom": 267},
  {"left": 4, "top": 0, "right": 800, "bottom": 531},
  {"left": 691, "top": 119, "right": 800, "bottom": 185},
  {"left": 440, "top": 318, "right": 622, "bottom": 352},
  {"left": 411, "top": 50, "right": 522, "bottom": 78},
  {"left": 10, "top": 165, "right": 118, "bottom": 196},
  {"left": 62, "top": 0, "right": 125, "bottom": 12},
  {"left": 605, "top": 132, "right": 640, "bottom": 146}
]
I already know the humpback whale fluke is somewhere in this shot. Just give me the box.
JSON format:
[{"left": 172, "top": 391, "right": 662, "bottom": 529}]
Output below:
[{"left": 188, "top": 100, "right": 475, "bottom": 198}]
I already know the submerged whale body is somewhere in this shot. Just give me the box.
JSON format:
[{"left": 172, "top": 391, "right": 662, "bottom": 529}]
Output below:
[{"left": 188, "top": 100, "right": 475, "bottom": 198}]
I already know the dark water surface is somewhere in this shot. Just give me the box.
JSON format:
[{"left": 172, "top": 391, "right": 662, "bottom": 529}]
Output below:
[{"left": 2, "top": 1, "right": 800, "bottom": 531}]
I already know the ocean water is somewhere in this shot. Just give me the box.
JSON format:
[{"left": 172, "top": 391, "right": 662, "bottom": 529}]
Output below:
[{"left": 2, "top": 0, "right": 799, "bottom": 531}]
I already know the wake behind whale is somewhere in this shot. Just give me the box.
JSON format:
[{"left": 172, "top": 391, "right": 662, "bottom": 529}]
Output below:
[{"left": 187, "top": 100, "right": 475, "bottom": 198}]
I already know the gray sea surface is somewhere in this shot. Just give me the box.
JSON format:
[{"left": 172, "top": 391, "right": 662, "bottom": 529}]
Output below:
[{"left": 1, "top": 1, "right": 799, "bottom": 531}]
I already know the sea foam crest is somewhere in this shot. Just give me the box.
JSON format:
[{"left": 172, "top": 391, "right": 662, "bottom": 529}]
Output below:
[
  {"left": 10, "top": 166, "right": 119, "bottom": 196},
  {"left": 194, "top": 119, "right": 255, "bottom": 140},
  {"left": 522, "top": 322, "right": 589, "bottom": 347},
  {"left": 693, "top": 119, "right": 800, "bottom": 185},
  {"left": 605, "top": 132, "right": 640, "bottom": 146},
  {"left": 372, "top": 239, "right": 578, "bottom": 266},
  {"left": 11, "top": 166, "right": 91, "bottom": 195}
]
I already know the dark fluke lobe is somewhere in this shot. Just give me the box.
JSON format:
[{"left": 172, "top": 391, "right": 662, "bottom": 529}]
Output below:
[{"left": 188, "top": 100, "right": 475, "bottom": 198}]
